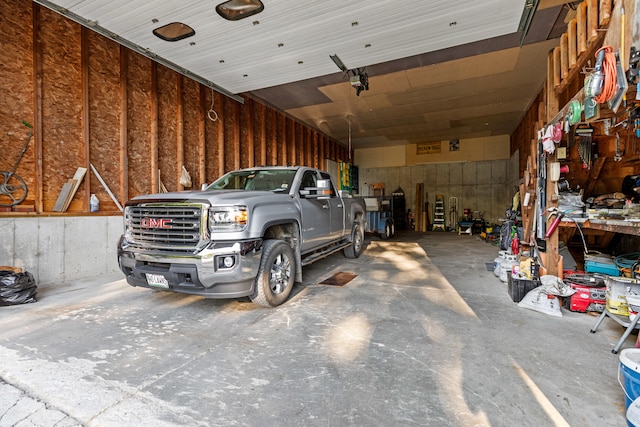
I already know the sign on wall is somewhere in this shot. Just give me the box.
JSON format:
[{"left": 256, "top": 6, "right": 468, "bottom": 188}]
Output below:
[{"left": 416, "top": 141, "right": 441, "bottom": 155}]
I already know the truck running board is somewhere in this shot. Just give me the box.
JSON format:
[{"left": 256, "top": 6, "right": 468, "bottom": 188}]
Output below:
[{"left": 300, "top": 241, "right": 351, "bottom": 266}]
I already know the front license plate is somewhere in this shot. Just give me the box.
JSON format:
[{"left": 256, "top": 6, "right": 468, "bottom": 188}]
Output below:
[{"left": 145, "top": 273, "right": 169, "bottom": 288}]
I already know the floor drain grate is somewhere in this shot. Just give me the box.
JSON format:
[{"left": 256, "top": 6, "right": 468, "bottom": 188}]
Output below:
[{"left": 319, "top": 272, "right": 357, "bottom": 286}]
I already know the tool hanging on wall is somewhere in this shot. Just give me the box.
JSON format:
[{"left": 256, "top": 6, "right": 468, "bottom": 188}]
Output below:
[
  {"left": 575, "top": 124, "right": 594, "bottom": 169},
  {"left": 544, "top": 208, "right": 565, "bottom": 239},
  {"left": 627, "top": 46, "right": 640, "bottom": 100},
  {"left": 589, "top": 46, "right": 625, "bottom": 111},
  {"left": 567, "top": 100, "right": 583, "bottom": 126},
  {"left": 589, "top": 47, "right": 609, "bottom": 99},
  {"left": 537, "top": 138, "right": 547, "bottom": 240},
  {"left": 610, "top": 51, "right": 628, "bottom": 112}
]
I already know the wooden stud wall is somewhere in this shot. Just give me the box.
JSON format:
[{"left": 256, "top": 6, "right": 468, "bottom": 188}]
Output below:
[
  {"left": 0, "top": 0, "right": 347, "bottom": 215},
  {"left": 511, "top": 0, "right": 638, "bottom": 275},
  {"left": 549, "top": 0, "right": 612, "bottom": 95},
  {"left": 512, "top": 0, "right": 618, "bottom": 177}
]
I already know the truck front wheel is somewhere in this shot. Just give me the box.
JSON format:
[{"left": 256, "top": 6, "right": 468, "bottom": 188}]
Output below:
[{"left": 250, "top": 239, "right": 295, "bottom": 307}]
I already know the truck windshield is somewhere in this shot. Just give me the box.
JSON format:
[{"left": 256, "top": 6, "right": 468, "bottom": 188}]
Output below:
[{"left": 207, "top": 170, "right": 297, "bottom": 192}]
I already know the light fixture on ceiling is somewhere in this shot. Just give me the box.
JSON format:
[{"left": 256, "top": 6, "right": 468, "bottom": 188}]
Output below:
[
  {"left": 152, "top": 22, "right": 195, "bottom": 42},
  {"left": 216, "top": 0, "right": 264, "bottom": 21},
  {"left": 31, "top": 0, "right": 242, "bottom": 103},
  {"left": 330, "top": 54, "right": 370, "bottom": 96},
  {"left": 518, "top": 0, "right": 539, "bottom": 46}
]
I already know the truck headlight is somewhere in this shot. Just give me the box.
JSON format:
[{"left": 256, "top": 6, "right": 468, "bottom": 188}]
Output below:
[{"left": 209, "top": 206, "right": 248, "bottom": 232}]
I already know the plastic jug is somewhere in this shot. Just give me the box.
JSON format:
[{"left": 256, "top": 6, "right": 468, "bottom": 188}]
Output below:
[{"left": 90, "top": 194, "right": 99, "bottom": 212}]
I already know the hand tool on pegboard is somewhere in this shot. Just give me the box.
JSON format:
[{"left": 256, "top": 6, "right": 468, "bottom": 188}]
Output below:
[{"left": 575, "top": 124, "right": 594, "bottom": 169}]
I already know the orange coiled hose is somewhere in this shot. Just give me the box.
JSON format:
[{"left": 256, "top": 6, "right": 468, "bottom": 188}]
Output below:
[{"left": 594, "top": 46, "right": 618, "bottom": 104}]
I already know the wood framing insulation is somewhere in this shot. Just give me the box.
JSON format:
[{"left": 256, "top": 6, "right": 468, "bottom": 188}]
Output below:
[{"left": 0, "top": 0, "right": 347, "bottom": 215}]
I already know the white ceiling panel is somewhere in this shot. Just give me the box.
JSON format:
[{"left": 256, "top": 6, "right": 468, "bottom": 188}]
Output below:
[
  {"left": 34, "top": 0, "right": 567, "bottom": 150},
  {"left": 37, "top": 0, "right": 527, "bottom": 93}
]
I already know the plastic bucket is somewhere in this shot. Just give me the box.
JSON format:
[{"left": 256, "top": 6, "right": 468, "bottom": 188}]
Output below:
[{"left": 619, "top": 349, "right": 640, "bottom": 426}]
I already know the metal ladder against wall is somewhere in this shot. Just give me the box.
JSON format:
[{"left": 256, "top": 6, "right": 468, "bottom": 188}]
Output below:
[{"left": 432, "top": 194, "right": 446, "bottom": 231}]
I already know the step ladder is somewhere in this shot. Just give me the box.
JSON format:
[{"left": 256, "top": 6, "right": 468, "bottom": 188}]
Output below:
[{"left": 432, "top": 195, "right": 446, "bottom": 231}]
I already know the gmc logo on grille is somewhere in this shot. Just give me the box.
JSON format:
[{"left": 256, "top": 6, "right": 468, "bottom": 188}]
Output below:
[{"left": 140, "top": 218, "right": 173, "bottom": 229}]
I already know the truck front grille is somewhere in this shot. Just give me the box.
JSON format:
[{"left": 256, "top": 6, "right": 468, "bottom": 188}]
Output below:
[{"left": 125, "top": 204, "right": 208, "bottom": 252}]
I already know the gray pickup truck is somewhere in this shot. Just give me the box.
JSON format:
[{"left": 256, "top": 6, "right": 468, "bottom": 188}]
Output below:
[{"left": 118, "top": 166, "right": 366, "bottom": 307}]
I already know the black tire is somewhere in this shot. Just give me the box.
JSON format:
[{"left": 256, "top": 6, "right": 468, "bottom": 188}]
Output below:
[
  {"left": 343, "top": 222, "right": 364, "bottom": 259},
  {"left": 250, "top": 240, "right": 295, "bottom": 307},
  {"left": 380, "top": 221, "right": 392, "bottom": 240}
]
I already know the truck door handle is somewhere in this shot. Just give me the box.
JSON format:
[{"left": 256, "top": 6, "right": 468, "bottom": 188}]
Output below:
[
  {"left": 322, "top": 204, "right": 329, "bottom": 209},
  {"left": 337, "top": 204, "right": 343, "bottom": 208}
]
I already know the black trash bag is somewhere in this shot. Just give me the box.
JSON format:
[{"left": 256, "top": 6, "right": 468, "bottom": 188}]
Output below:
[
  {"left": 500, "top": 220, "right": 515, "bottom": 251},
  {"left": 0, "top": 270, "right": 37, "bottom": 306}
]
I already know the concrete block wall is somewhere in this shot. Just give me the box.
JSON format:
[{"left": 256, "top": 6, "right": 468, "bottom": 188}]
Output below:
[
  {"left": 0, "top": 216, "right": 123, "bottom": 285},
  {"left": 359, "top": 158, "right": 516, "bottom": 225}
]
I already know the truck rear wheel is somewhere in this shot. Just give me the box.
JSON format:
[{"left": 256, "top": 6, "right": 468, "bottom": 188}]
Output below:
[
  {"left": 250, "top": 239, "right": 295, "bottom": 307},
  {"left": 343, "top": 222, "right": 364, "bottom": 259}
]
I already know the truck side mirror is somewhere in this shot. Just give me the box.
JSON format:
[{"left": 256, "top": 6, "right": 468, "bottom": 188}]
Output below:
[{"left": 300, "top": 179, "right": 332, "bottom": 199}]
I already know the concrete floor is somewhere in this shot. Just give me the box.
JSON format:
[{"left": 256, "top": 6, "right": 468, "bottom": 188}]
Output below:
[{"left": 0, "top": 232, "right": 632, "bottom": 426}]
